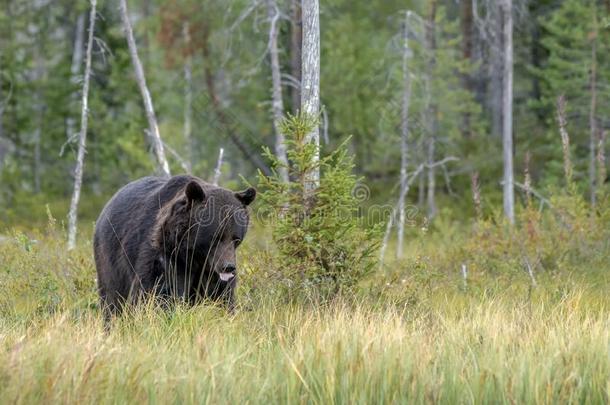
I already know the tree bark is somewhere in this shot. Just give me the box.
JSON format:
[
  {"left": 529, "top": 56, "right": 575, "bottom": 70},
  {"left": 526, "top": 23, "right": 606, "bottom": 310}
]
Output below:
[
  {"left": 397, "top": 11, "right": 412, "bottom": 259},
  {"left": 589, "top": 8, "right": 598, "bottom": 205},
  {"left": 460, "top": 0, "right": 474, "bottom": 138},
  {"left": 183, "top": 22, "right": 193, "bottom": 173},
  {"left": 500, "top": 0, "right": 514, "bottom": 224},
  {"left": 301, "top": 0, "right": 320, "bottom": 207},
  {"left": 66, "top": 12, "right": 85, "bottom": 145},
  {"left": 119, "top": 0, "right": 171, "bottom": 177},
  {"left": 33, "top": 37, "right": 45, "bottom": 194},
  {"left": 68, "top": 0, "right": 97, "bottom": 250},
  {"left": 491, "top": 4, "right": 503, "bottom": 138},
  {"left": 0, "top": 50, "right": 4, "bottom": 166},
  {"left": 212, "top": 147, "right": 224, "bottom": 186},
  {"left": 267, "top": 0, "right": 289, "bottom": 184},
  {"left": 425, "top": 0, "right": 438, "bottom": 220},
  {"left": 290, "top": 0, "right": 302, "bottom": 113}
]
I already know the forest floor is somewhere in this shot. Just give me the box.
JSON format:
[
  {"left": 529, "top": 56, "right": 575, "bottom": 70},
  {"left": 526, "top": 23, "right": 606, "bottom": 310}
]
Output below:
[{"left": 0, "top": 221, "right": 608, "bottom": 404}]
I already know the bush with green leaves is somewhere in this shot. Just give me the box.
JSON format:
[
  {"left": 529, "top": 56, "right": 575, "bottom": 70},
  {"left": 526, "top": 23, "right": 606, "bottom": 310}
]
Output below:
[{"left": 256, "top": 113, "right": 380, "bottom": 300}]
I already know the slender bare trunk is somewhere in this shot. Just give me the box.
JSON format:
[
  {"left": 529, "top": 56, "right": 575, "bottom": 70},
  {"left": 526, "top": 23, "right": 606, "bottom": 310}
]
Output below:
[
  {"left": 491, "top": 5, "right": 503, "bottom": 138},
  {"left": 471, "top": 171, "right": 482, "bottom": 220},
  {"left": 557, "top": 95, "right": 573, "bottom": 184},
  {"left": 589, "top": 9, "right": 598, "bottom": 205},
  {"left": 33, "top": 40, "right": 44, "bottom": 194},
  {"left": 68, "top": 0, "right": 97, "bottom": 250},
  {"left": 301, "top": 0, "right": 320, "bottom": 207},
  {"left": 598, "top": 130, "right": 607, "bottom": 197},
  {"left": 66, "top": 13, "right": 85, "bottom": 144},
  {"left": 460, "top": 0, "right": 473, "bottom": 138},
  {"left": 501, "top": 0, "right": 514, "bottom": 224},
  {"left": 212, "top": 147, "right": 224, "bottom": 186},
  {"left": 426, "top": 133, "right": 436, "bottom": 218},
  {"left": 490, "top": 55, "right": 503, "bottom": 137},
  {"left": 290, "top": 0, "right": 302, "bottom": 113},
  {"left": 397, "top": 11, "right": 412, "bottom": 259},
  {"left": 119, "top": 0, "right": 170, "bottom": 177},
  {"left": 0, "top": 50, "right": 5, "bottom": 166},
  {"left": 267, "top": 0, "right": 289, "bottom": 184},
  {"left": 524, "top": 151, "right": 531, "bottom": 208},
  {"left": 425, "top": 1, "right": 438, "bottom": 220},
  {"left": 183, "top": 22, "right": 193, "bottom": 173}
]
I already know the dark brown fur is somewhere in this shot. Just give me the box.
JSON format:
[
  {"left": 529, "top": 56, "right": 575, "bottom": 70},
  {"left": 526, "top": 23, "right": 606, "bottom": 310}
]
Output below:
[{"left": 93, "top": 175, "right": 255, "bottom": 321}]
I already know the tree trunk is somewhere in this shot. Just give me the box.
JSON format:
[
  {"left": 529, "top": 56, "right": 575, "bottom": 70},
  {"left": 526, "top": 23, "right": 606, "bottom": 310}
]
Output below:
[
  {"left": 425, "top": 0, "right": 438, "bottom": 220},
  {"left": 460, "top": 0, "right": 473, "bottom": 138},
  {"left": 68, "top": 0, "right": 97, "bottom": 250},
  {"left": 33, "top": 39, "right": 44, "bottom": 194},
  {"left": 589, "top": 8, "right": 598, "bottom": 205},
  {"left": 491, "top": 5, "right": 503, "bottom": 138},
  {"left": 212, "top": 147, "right": 224, "bottom": 186},
  {"left": 267, "top": 0, "right": 289, "bottom": 184},
  {"left": 290, "top": 0, "right": 302, "bottom": 113},
  {"left": 66, "top": 12, "right": 85, "bottom": 145},
  {"left": 183, "top": 22, "right": 193, "bottom": 173},
  {"left": 397, "top": 11, "right": 412, "bottom": 260},
  {"left": 0, "top": 50, "right": 5, "bottom": 166},
  {"left": 501, "top": 0, "right": 514, "bottom": 224},
  {"left": 119, "top": 0, "right": 171, "bottom": 177},
  {"left": 301, "top": 0, "right": 320, "bottom": 207},
  {"left": 426, "top": 130, "right": 437, "bottom": 219}
]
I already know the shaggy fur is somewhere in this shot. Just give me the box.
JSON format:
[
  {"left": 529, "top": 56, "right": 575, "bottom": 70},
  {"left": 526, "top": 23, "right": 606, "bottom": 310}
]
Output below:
[{"left": 93, "top": 175, "right": 255, "bottom": 320}]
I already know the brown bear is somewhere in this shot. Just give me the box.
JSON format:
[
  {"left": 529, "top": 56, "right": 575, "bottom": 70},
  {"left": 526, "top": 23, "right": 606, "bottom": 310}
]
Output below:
[{"left": 93, "top": 175, "right": 255, "bottom": 320}]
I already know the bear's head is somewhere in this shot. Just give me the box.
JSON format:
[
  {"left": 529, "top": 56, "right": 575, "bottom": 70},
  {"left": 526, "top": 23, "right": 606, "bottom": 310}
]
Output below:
[{"left": 153, "top": 180, "right": 256, "bottom": 283}]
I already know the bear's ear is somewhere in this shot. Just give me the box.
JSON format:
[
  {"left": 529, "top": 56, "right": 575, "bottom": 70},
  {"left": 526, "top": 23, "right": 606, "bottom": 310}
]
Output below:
[
  {"left": 185, "top": 181, "right": 206, "bottom": 203},
  {"left": 235, "top": 187, "right": 256, "bottom": 206}
]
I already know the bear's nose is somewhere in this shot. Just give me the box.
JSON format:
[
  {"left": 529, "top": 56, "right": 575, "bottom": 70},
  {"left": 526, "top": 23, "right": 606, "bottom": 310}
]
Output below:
[
  {"left": 218, "top": 264, "right": 236, "bottom": 282},
  {"left": 223, "top": 264, "right": 236, "bottom": 274}
]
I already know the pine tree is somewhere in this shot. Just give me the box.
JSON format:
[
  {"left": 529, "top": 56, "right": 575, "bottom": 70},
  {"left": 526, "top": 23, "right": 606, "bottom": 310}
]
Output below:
[{"left": 536, "top": 0, "right": 610, "bottom": 195}]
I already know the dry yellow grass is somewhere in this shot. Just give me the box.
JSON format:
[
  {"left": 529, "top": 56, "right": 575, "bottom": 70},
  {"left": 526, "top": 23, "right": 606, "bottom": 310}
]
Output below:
[{"left": 0, "top": 227, "right": 608, "bottom": 404}]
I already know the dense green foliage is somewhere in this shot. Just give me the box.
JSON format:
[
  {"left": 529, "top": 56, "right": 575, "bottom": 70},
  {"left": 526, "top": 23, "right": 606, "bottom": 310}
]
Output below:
[
  {"left": 1, "top": 0, "right": 609, "bottom": 227},
  {"left": 256, "top": 114, "right": 380, "bottom": 300}
]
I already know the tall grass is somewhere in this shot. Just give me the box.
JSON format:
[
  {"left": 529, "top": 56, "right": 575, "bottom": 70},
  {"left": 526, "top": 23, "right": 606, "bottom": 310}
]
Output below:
[
  {"left": 0, "top": 224, "right": 608, "bottom": 404},
  {"left": 0, "top": 292, "right": 607, "bottom": 403}
]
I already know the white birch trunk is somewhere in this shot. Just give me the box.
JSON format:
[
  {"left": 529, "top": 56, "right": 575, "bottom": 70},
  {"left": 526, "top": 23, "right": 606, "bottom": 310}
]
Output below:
[
  {"left": 66, "top": 13, "right": 85, "bottom": 145},
  {"left": 301, "top": 0, "right": 320, "bottom": 206},
  {"left": 183, "top": 22, "right": 193, "bottom": 173},
  {"left": 68, "top": 0, "right": 97, "bottom": 250},
  {"left": 397, "top": 11, "right": 412, "bottom": 259},
  {"left": 119, "top": 0, "right": 170, "bottom": 177},
  {"left": 212, "top": 148, "right": 224, "bottom": 186},
  {"left": 501, "top": 0, "right": 514, "bottom": 224},
  {"left": 267, "top": 0, "right": 289, "bottom": 184},
  {"left": 290, "top": 0, "right": 302, "bottom": 113}
]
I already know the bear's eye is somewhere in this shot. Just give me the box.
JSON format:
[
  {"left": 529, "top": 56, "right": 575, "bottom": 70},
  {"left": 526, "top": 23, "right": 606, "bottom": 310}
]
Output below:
[{"left": 233, "top": 237, "right": 242, "bottom": 247}]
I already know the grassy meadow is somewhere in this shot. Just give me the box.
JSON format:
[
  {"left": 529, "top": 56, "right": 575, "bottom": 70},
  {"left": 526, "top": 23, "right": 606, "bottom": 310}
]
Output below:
[{"left": 0, "top": 207, "right": 609, "bottom": 404}]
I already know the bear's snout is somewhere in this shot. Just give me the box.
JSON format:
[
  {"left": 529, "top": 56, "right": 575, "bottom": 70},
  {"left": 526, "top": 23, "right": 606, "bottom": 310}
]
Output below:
[{"left": 218, "top": 264, "right": 236, "bottom": 282}]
